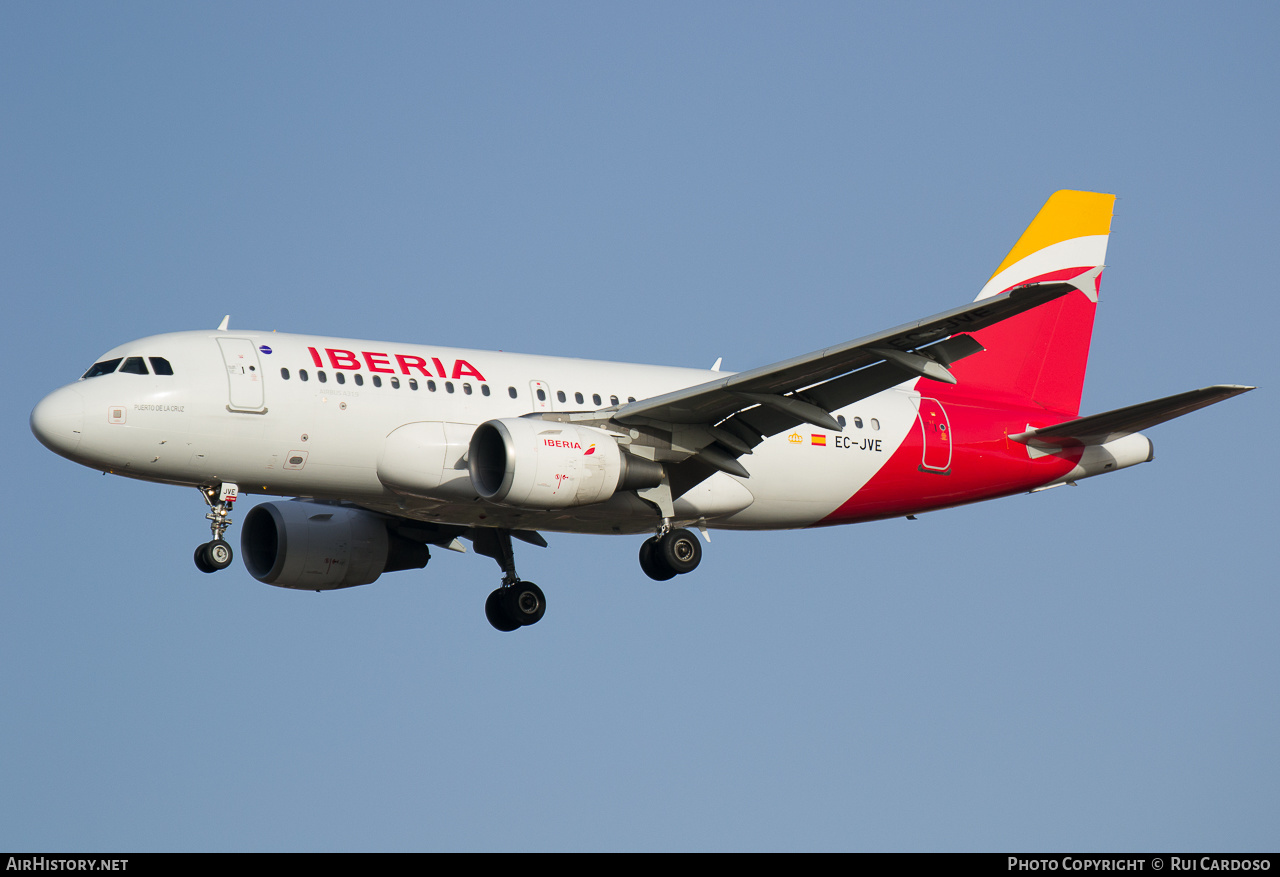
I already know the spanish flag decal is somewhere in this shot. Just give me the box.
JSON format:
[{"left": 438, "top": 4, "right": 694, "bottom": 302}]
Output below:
[{"left": 811, "top": 434, "right": 826, "bottom": 446}]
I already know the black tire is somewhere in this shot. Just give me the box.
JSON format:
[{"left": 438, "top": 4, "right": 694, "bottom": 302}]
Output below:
[
  {"left": 485, "top": 588, "right": 520, "bottom": 632},
  {"left": 206, "top": 539, "right": 234, "bottom": 570},
  {"left": 194, "top": 543, "right": 216, "bottom": 574},
  {"left": 658, "top": 528, "right": 701, "bottom": 575},
  {"left": 639, "top": 537, "right": 676, "bottom": 581},
  {"left": 506, "top": 581, "right": 546, "bottom": 626}
]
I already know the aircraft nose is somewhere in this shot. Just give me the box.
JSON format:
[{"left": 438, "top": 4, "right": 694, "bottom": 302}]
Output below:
[{"left": 31, "top": 385, "right": 85, "bottom": 458}]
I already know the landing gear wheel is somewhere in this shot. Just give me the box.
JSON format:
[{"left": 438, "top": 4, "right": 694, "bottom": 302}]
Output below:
[
  {"left": 658, "top": 528, "right": 701, "bottom": 575},
  {"left": 639, "top": 537, "right": 676, "bottom": 581},
  {"left": 205, "top": 539, "right": 234, "bottom": 570},
  {"left": 195, "top": 540, "right": 233, "bottom": 573},
  {"left": 486, "top": 588, "right": 521, "bottom": 632},
  {"left": 194, "top": 543, "right": 216, "bottom": 574},
  {"left": 506, "top": 581, "right": 546, "bottom": 626}
]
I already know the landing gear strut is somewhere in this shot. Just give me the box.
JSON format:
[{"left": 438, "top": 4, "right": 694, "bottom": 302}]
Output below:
[
  {"left": 638, "top": 526, "right": 702, "bottom": 581},
  {"left": 471, "top": 528, "right": 547, "bottom": 632},
  {"left": 194, "top": 483, "right": 238, "bottom": 574}
]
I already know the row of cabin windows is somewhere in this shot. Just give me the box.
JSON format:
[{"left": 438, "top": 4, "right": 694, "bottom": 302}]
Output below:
[
  {"left": 280, "top": 368, "right": 638, "bottom": 408},
  {"left": 835, "top": 414, "right": 880, "bottom": 430},
  {"left": 79, "top": 358, "right": 874, "bottom": 429},
  {"left": 533, "top": 388, "right": 636, "bottom": 406},
  {"left": 82, "top": 356, "right": 175, "bottom": 379},
  {"left": 280, "top": 368, "right": 491, "bottom": 395},
  {"left": 75, "top": 358, "right": 872, "bottom": 425}
]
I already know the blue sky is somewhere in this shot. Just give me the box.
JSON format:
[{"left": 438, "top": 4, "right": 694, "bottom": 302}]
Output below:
[{"left": 3, "top": 2, "right": 1275, "bottom": 851}]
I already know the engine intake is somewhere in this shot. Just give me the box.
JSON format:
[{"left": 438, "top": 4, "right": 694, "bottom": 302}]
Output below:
[
  {"left": 241, "top": 501, "right": 430, "bottom": 590},
  {"left": 469, "top": 418, "right": 663, "bottom": 510}
]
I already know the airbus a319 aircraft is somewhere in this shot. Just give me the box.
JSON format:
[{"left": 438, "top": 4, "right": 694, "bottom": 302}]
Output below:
[{"left": 31, "top": 191, "right": 1252, "bottom": 630}]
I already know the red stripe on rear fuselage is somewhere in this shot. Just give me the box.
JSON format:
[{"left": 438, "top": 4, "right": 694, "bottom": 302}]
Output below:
[{"left": 815, "top": 386, "right": 1085, "bottom": 526}]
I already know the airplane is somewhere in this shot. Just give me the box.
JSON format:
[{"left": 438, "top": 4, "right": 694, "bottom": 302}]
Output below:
[{"left": 30, "top": 190, "right": 1253, "bottom": 631}]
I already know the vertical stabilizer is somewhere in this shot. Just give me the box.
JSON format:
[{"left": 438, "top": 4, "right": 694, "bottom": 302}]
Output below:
[{"left": 952, "top": 191, "right": 1115, "bottom": 417}]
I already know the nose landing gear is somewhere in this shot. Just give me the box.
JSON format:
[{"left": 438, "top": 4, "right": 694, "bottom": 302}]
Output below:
[
  {"left": 194, "top": 483, "right": 238, "bottom": 574},
  {"left": 194, "top": 539, "right": 234, "bottom": 573}
]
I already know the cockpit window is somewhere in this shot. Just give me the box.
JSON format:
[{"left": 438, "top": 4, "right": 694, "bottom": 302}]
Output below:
[
  {"left": 82, "top": 355, "right": 175, "bottom": 380},
  {"left": 82, "top": 358, "right": 122, "bottom": 379}
]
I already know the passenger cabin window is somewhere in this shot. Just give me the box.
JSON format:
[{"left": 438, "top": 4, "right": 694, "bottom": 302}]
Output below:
[
  {"left": 536, "top": 389, "right": 546, "bottom": 401},
  {"left": 317, "top": 370, "right": 327, "bottom": 383},
  {"left": 610, "top": 395, "right": 619, "bottom": 406},
  {"left": 556, "top": 390, "right": 566, "bottom": 403},
  {"left": 592, "top": 393, "right": 602, "bottom": 406},
  {"left": 445, "top": 381, "right": 455, "bottom": 393},
  {"left": 463, "top": 383, "right": 472, "bottom": 395},
  {"left": 482, "top": 385, "right": 491, "bottom": 396},
  {"left": 280, "top": 368, "right": 290, "bottom": 380},
  {"left": 149, "top": 357, "right": 174, "bottom": 375},
  {"left": 427, "top": 380, "right": 437, "bottom": 392},
  {"left": 300, "top": 369, "right": 309, "bottom": 381},
  {"left": 390, "top": 377, "right": 400, "bottom": 389},
  {"left": 574, "top": 392, "right": 584, "bottom": 405},
  {"left": 409, "top": 378, "right": 418, "bottom": 390},
  {"left": 372, "top": 375, "right": 382, "bottom": 387},
  {"left": 335, "top": 372, "right": 345, "bottom": 385},
  {"left": 83, "top": 358, "right": 122, "bottom": 379},
  {"left": 509, "top": 387, "right": 518, "bottom": 399}
]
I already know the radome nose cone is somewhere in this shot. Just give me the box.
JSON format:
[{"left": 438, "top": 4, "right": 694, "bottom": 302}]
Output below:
[{"left": 31, "top": 386, "right": 85, "bottom": 457}]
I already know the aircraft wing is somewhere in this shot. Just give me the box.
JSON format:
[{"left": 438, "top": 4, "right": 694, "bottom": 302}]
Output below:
[
  {"left": 1009, "top": 385, "right": 1255, "bottom": 450},
  {"left": 610, "top": 282, "right": 1074, "bottom": 470}
]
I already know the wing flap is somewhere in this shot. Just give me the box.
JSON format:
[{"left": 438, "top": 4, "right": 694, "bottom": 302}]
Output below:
[
  {"left": 691, "top": 333, "right": 987, "bottom": 450},
  {"left": 614, "top": 282, "right": 1073, "bottom": 428}
]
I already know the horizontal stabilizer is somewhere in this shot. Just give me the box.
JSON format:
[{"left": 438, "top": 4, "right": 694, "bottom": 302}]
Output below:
[{"left": 1010, "top": 385, "right": 1254, "bottom": 449}]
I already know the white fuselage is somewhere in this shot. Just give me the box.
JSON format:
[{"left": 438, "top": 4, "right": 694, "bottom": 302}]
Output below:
[{"left": 34, "top": 329, "right": 924, "bottom": 534}]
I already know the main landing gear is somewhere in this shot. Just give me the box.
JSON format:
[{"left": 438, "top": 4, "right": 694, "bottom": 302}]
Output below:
[
  {"left": 194, "top": 483, "right": 239, "bottom": 574},
  {"left": 638, "top": 527, "right": 702, "bottom": 581},
  {"left": 471, "top": 528, "right": 547, "bottom": 632}
]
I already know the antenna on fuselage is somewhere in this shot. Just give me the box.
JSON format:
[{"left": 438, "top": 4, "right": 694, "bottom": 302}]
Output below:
[{"left": 217, "top": 316, "right": 230, "bottom": 331}]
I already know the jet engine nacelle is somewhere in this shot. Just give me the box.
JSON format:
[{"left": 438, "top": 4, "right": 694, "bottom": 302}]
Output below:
[
  {"left": 241, "top": 501, "right": 430, "bottom": 590},
  {"left": 468, "top": 418, "right": 663, "bottom": 510}
]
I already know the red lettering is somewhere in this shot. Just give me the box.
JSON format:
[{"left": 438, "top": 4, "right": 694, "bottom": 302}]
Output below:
[
  {"left": 452, "top": 359, "right": 486, "bottom": 381},
  {"left": 396, "top": 354, "right": 431, "bottom": 376},
  {"left": 363, "top": 351, "right": 395, "bottom": 373},
  {"left": 309, "top": 346, "right": 486, "bottom": 380},
  {"left": 326, "top": 348, "right": 360, "bottom": 370}
]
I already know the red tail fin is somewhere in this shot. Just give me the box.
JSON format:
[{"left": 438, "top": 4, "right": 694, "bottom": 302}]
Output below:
[{"left": 951, "top": 191, "right": 1115, "bottom": 417}]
